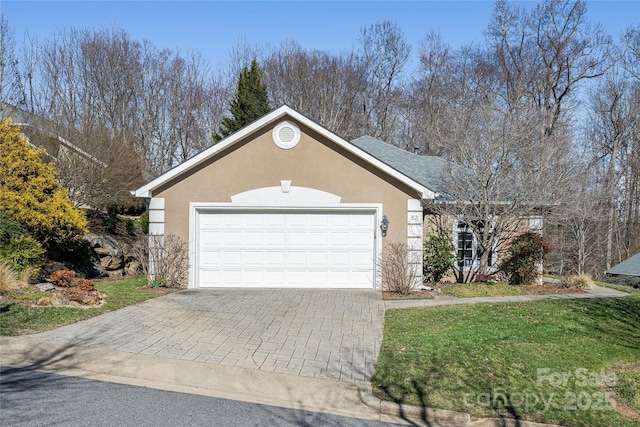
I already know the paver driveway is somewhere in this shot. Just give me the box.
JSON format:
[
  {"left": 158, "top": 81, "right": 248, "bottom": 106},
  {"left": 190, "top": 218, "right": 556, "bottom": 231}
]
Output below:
[{"left": 37, "top": 289, "right": 385, "bottom": 382}]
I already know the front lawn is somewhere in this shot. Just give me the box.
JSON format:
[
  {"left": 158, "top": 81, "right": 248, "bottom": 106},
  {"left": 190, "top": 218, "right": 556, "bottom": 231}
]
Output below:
[
  {"left": 440, "top": 281, "right": 591, "bottom": 298},
  {"left": 0, "top": 277, "right": 174, "bottom": 336},
  {"left": 372, "top": 287, "right": 640, "bottom": 426}
]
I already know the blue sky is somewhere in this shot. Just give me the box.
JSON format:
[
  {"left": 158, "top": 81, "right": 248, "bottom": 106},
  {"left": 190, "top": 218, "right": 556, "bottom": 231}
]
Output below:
[{"left": 1, "top": 1, "right": 638, "bottom": 72}]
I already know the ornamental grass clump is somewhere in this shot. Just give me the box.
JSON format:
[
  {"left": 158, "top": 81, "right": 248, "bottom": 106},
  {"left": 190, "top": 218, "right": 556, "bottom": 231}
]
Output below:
[
  {"left": 0, "top": 261, "right": 33, "bottom": 295},
  {"left": 561, "top": 274, "right": 595, "bottom": 290}
]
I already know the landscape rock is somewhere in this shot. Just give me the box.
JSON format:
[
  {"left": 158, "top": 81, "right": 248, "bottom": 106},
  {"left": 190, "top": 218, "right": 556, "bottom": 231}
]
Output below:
[
  {"left": 122, "top": 244, "right": 135, "bottom": 263},
  {"left": 35, "top": 282, "right": 55, "bottom": 292},
  {"left": 50, "top": 292, "right": 69, "bottom": 306},
  {"left": 100, "top": 255, "right": 124, "bottom": 271},
  {"left": 85, "top": 235, "right": 124, "bottom": 257},
  {"left": 126, "top": 261, "right": 142, "bottom": 275},
  {"left": 83, "top": 233, "right": 143, "bottom": 278}
]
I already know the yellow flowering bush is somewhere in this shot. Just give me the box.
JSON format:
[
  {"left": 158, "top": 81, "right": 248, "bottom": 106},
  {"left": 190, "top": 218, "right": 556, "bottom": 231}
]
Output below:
[{"left": 0, "top": 118, "right": 87, "bottom": 247}]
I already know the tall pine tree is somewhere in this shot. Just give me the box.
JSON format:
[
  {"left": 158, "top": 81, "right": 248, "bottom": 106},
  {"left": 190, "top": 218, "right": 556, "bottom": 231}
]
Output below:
[{"left": 215, "top": 59, "right": 270, "bottom": 141}]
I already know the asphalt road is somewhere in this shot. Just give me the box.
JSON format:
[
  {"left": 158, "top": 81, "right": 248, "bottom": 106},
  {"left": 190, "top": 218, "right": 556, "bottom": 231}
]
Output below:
[{"left": 0, "top": 366, "right": 404, "bottom": 427}]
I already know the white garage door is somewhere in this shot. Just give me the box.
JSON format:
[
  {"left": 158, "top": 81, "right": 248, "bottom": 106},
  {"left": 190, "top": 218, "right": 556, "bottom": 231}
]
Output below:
[{"left": 196, "top": 210, "right": 376, "bottom": 288}]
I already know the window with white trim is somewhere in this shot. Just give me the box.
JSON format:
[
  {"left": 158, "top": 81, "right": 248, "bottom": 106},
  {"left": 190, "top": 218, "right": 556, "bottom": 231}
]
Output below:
[
  {"left": 455, "top": 220, "right": 496, "bottom": 271},
  {"left": 457, "top": 222, "right": 475, "bottom": 270}
]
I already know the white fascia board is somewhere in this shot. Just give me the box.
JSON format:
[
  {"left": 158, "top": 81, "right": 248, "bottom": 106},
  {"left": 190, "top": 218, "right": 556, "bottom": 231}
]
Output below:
[{"left": 134, "top": 105, "right": 432, "bottom": 200}]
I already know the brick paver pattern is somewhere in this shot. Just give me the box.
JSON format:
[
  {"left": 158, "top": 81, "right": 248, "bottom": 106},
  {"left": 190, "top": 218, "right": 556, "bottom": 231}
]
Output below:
[{"left": 37, "top": 289, "right": 385, "bottom": 383}]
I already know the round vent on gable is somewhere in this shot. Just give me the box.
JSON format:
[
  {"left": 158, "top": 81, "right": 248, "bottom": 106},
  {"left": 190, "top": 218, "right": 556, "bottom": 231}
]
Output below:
[{"left": 272, "top": 121, "right": 301, "bottom": 149}]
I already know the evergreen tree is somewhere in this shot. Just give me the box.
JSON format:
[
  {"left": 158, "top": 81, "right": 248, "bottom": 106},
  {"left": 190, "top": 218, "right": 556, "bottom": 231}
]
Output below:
[
  {"left": 215, "top": 59, "right": 270, "bottom": 141},
  {"left": 0, "top": 118, "right": 87, "bottom": 247}
]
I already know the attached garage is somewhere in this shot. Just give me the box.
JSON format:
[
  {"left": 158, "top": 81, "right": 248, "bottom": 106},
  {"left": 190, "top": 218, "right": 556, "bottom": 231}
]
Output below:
[
  {"left": 195, "top": 210, "right": 376, "bottom": 288},
  {"left": 135, "top": 106, "right": 436, "bottom": 289}
]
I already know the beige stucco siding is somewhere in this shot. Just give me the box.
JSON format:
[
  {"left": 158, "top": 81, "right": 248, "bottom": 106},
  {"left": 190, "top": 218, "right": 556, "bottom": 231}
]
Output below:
[{"left": 154, "top": 122, "right": 418, "bottom": 247}]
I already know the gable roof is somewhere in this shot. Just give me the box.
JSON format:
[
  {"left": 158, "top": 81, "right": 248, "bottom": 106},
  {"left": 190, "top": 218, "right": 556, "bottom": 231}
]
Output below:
[
  {"left": 606, "top": 252, "right": 640, "bottom": 277},
  {"left": 134, "top": 105, "right": 438, "bottom": 200},
  {"left": 350, "top": 135, "right": 449, "bottom": 198}
]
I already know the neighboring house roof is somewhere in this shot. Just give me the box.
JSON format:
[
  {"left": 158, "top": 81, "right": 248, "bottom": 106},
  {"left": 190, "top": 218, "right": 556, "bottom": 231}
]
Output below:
[
  {"left": 134, "top": 105, "right": 438, "bottom": 200},
  {"left": 606, "top": 252, "right": 640, "bottom": 277},
  {"left": 0, "top": 102, "right": 105, "bottom": 167},
  {"left": 350, "top": 135, "right": 450, "bottom": 198}
]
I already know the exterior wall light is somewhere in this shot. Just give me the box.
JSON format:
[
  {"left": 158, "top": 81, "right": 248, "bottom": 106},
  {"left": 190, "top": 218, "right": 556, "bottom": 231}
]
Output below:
[{"left": 380, "top": 215, "right": 389, "bottom": 237}]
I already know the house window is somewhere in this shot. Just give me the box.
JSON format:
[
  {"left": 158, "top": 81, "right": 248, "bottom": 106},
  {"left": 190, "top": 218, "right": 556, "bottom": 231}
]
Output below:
[
  {"left": 456, "top": 220, "right": 496, "bottom": 271},
  {"left": 457, "top": 222, "right": 475, "bottom": 269}
]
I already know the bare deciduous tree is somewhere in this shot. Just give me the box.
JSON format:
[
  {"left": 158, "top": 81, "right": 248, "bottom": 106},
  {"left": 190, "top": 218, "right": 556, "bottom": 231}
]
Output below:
[
  {"left": 359, "top": 21, "right": 411, "bottom": 143},
  {"left": 0, "top": 13, "right": 21, "bottom": 105},
  {"left": 262, "top": 41, "right": 367, "bottom": 139}
]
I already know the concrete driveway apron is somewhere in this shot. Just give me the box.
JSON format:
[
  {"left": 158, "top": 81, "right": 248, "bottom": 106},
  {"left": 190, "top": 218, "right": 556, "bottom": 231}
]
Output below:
[{"left": 36, "top": 289, "right": 385, "bottom": 383}]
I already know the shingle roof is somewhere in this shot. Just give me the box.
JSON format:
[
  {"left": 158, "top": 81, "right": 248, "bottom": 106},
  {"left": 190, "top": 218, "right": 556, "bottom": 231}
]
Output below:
[
  {"left": 606, "top": 252, "right": 640, "bottom": 277},
  {"left": 350, "top": 135, "right": 450, "bottom": 198}
]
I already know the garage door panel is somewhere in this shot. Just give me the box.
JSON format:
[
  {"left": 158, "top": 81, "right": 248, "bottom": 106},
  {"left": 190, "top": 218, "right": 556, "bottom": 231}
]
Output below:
[
  {"left": 245, "top": 215, "right": 264, "bottom": 227},
  {"left": 266, "top": 232, "right": 285, "bottom": 246},
  {"left": 308, "top": 251, "right": 328, "bottom": 266},
  {"left": 308, "top": 232, "right": 328, "bottom": 246},
  {"left": 287, "top": 271, "right": 306, "bottom": 285},
  {"left": 244, "top": 251, "right": 263, "bottom": 265},
  {"left": 267, "top": 215, "right": 285, "bottom": 226},
  {"left": 288, "top": 232, "right": 306, "bottom": 246},
  {"left": 351, "top": 251, "right": 373, "bottom": 267},
  {"left": 244, "top": 231, "right": 263, "bottom": 246},
  {"left": 221, "top": 270, "right": 243, "bottom": 285},
  {"left": 200, "top": 269, "right": 221, "bottom": 284},
  {"left": 222, "top": 251, "right": 242, "bottom": 265},
  {"left": 328, "top": 271, "right": 349, "bottom": 285},
  {"left": 223, "top": 214, "right": 243, "bottom": 226},
  {"left": 352, "top": 214, "right": 374, "bottom": 227},
  {"left": 265, "top": 270, "right": 285, "bottom": 285},
  {"left": 287, "top": 215, "right": 306, "bottom": 227},
  {"left": 199, "top": 214, "right": 222, "bottom": 227},
  {"left": 329, "top": 251, "right": 349, "bottom": 266},
  {"left": 329, "top": 214, "right": 349, "bottom": 227},
  {"left": 309, "top": 271, "right": 328, "bottom": 285},
  {"left": 197, "top": 210, "right": 375, "bottom": 288},
  {"left": 352, "top": 231, "right": 374, "bottom": 246},
  {"left": 199, "top": 250, "right": 221, "bottom": 266},
  {"left": 329, "top": 233, "right": 349, "bottom": 246},
  {"left": 287, "top": 251, "right": 307, "bottom": 266},
  {"left": 222, "top": 231, "right": 243, "bottom": 246},
  {"left": 244, "top": 270, "right": 263, "bottom": 285},
  {"left": 200, "top": 230, "right": 220, "bottom": 245},
  {"left": 309, "top": 215, "right": 328, "bottom": 227},
  {"left": 351, "top": 271, "right": 373, "bottom": 286},
  {"left": 264, "top": 251, "right": 285, "bottom": 266}
]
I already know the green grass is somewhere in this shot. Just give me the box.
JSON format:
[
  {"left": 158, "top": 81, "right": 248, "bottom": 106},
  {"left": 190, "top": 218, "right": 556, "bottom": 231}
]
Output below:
[
  {"left": 372, "top": 286, "right": 640, "bottom": 426},
  {"left": 441, "top": 282, "right": 526, "bottom": 297},
  {"left": 0, "top": 277, "right": 172, "bottom": 336}
]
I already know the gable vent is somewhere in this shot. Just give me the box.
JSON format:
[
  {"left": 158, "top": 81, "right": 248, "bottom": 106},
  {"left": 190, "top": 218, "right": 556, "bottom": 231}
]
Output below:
[{"left": 273, "top": 121, "right": 301, "bottom": 149}]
